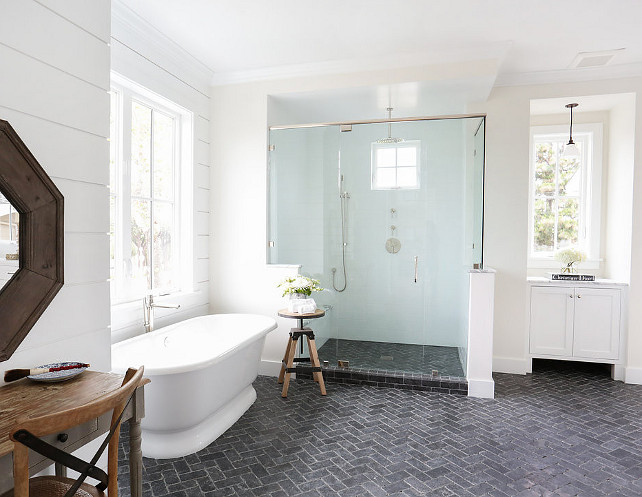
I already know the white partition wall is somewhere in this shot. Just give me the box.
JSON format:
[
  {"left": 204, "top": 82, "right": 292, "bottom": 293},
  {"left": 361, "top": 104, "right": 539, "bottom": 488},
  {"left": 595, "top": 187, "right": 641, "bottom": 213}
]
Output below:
[{"left": 467, "top": 269, "right": 496, "bottom": 398}]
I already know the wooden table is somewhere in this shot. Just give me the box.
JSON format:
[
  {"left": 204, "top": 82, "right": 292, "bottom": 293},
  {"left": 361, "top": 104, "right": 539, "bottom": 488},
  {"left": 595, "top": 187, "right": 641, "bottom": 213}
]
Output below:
[
  {"left": 0, "top": 371, "right": 147, "bottom": 497},
  {"left": 277, "top": 308, "right": 326, "bottom": 397}
]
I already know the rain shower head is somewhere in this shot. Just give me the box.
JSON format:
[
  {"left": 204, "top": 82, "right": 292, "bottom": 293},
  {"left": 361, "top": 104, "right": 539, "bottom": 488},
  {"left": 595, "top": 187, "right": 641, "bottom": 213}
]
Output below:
[
  {"left": 376, "top": 136, "right": 404, "bottom": 144},
  {"left": 376, "top": 107, "right": 404, "bottom": 144}
]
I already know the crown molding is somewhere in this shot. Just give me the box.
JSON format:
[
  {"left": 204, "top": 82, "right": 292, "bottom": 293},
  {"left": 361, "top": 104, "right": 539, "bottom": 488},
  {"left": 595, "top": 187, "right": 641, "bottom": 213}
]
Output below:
[
  {"left": 111, "top": 0, "right": 214, "bottom": 95},
  {"left": 495, "top": 62, "right": 642, "bottom": 87}
]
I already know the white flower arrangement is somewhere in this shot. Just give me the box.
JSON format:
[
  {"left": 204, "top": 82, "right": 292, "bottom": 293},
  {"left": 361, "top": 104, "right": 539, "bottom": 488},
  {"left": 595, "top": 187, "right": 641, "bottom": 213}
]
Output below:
[
  {"left": 555, "top": 248, "right": 586, "bottom": 274},
  {"left": 278, "top": 275, "right": 323, "bottom": 297}
]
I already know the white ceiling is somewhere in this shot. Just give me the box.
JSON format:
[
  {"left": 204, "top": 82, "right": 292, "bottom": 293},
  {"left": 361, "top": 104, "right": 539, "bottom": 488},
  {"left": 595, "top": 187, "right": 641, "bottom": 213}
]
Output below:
[{"left": 120, "top": 0, "right": 642, "bottom": 86}]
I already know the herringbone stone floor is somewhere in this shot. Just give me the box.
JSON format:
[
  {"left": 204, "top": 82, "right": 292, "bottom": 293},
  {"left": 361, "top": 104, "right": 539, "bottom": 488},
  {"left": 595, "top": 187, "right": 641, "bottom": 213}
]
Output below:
[{"left": 118, "top": 360, "right": 642, "bottom": 496}]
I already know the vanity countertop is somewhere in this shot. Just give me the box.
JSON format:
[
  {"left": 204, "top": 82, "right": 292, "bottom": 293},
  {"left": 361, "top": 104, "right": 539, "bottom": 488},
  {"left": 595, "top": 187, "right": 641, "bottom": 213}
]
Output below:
[{"left": 528, "top": 276, "right": 629, "bottom": 287}]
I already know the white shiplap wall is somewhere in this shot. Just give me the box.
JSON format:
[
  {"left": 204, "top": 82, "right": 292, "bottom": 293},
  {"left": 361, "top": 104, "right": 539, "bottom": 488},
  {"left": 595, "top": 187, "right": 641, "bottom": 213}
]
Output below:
[
  {"left": 110, "top": 0, "right": 212, "bottom": 341},
  {"left": 0, "top": 1, "right": 112, "bottom": 378}
]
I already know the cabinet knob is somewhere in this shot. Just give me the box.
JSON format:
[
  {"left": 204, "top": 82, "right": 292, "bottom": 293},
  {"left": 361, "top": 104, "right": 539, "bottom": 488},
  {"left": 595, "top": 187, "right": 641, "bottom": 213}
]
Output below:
[
  {"left": 569, "top": 294, "right": 574, "bottom": 298},
  {"left": 577, "top": 294, "right": 582, "bottom": 299},
  {"left": 57, "top": 433, "right": 68, "bottom": 443}
]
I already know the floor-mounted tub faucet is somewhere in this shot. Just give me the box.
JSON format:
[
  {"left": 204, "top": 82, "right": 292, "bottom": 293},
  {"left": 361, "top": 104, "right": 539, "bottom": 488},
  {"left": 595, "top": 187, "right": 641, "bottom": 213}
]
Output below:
[{"left": 143, "top": 294, "right": 181, "bottom": 333}]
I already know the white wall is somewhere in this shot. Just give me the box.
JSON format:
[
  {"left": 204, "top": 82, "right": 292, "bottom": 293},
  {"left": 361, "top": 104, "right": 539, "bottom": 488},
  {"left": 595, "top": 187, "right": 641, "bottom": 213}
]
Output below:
[
  {"left": 605, "top": 98, "right": 635, "bottom": 282},
  {"left": 109, "top": 1, "right": 212, "bottom": 342},
  {"left": 0, "top": 0, "right": 112, "bottom": 380}
]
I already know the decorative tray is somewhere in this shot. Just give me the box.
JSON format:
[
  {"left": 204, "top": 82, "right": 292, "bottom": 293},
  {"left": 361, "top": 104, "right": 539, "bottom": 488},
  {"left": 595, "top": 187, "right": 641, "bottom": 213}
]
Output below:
[{"left": 28, "top": 361, "right": 89, "bottom": 383}]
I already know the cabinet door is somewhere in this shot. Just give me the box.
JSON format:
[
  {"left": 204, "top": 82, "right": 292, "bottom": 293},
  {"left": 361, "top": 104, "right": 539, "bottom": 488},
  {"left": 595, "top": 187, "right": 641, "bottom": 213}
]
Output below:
[
  {"left": 530, "top": 286, "right": 574, "bottom": 356},
  {"left": 573, "top": 288, "right": 621, "bottom": 360}
]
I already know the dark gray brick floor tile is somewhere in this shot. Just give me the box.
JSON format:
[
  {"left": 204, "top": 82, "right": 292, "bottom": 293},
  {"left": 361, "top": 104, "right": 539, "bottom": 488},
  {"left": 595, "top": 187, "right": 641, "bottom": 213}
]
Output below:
[{"left": 119, "top": 360, "right": 642, "bottom": 497}]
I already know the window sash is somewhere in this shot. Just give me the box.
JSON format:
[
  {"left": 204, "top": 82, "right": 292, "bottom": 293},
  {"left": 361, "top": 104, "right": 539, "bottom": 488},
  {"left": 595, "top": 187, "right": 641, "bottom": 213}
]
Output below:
[
  {"left": 110, "top": 82, "right": 183, "bottom": 304},
  {"left": 371, "top": 141, "right": 420, "bottom": 190},
  {"left": 528, "top": 124, "right": 602, "bottom": 264}
]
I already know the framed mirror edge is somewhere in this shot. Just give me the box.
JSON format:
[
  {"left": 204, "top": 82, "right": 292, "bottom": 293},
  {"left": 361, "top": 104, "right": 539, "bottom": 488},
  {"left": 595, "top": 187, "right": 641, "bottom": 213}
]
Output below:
[{"left": 0, "top": 119, "right": 64, "bottom": 362}]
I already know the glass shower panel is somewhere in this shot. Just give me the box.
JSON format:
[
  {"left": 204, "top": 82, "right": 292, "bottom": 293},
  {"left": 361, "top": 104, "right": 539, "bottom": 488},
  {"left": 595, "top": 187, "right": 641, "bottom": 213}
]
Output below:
[
  {"left": 268, "top": 126, "right": 339, "bottom": 351},
  {"left": 267, "top": 116, "right": 485, "bottom": 379}
]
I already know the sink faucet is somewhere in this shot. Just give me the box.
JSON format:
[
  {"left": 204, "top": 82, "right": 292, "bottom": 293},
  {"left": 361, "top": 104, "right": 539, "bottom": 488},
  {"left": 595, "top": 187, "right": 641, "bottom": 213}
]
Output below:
[{"left": 143, "top": 294, "right": 180, "bottom": 333}]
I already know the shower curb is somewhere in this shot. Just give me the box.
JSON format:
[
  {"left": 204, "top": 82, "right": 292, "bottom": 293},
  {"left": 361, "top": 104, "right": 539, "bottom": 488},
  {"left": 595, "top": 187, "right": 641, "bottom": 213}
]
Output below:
[{"left": 296, "top": 366, "right": 467, "bottom": 395}]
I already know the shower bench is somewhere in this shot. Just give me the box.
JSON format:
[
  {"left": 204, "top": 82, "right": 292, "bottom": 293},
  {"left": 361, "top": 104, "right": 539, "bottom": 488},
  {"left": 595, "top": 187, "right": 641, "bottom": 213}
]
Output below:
[{"left": 277, "top": 308, "right": 326, "bottom": 397}]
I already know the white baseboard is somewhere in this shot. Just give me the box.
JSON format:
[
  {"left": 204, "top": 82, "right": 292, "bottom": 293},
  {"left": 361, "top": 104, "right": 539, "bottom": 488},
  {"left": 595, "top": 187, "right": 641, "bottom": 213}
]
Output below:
[
  {"left": 492, "top": 356, "right": 529, "bottom": 375},
  {"left": 259, "top": 359, "right": 282, "bottom": 377},
  {"left": 624, "top": 366, "right": 642, "bottom": 385},
  {"left": 467, "top": 378, "right": 495, "bottom": 399}
]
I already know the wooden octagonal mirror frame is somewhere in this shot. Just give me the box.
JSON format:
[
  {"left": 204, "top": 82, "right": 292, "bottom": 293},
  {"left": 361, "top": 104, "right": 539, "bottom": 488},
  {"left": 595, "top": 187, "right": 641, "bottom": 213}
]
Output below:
[{"left": 0, "top": 120, "right": 64, "bottom": 361}]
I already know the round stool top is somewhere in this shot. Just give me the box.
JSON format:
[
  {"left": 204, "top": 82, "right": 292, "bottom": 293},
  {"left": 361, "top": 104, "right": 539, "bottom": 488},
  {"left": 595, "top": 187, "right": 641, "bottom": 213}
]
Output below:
[{"left": 278, "top": 308, "right": 325, "bottom": 320}]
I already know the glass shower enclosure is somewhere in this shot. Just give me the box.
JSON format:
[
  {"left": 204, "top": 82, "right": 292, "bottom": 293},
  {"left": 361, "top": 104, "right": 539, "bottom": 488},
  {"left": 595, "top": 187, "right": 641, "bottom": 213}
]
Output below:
[{"left": 268, "top": 115, "right": 485, "bottom": 379}]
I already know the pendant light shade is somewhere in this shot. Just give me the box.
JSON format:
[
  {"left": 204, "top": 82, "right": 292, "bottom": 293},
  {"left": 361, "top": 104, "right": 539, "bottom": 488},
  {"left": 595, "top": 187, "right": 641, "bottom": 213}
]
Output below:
[{"left": 563, "top": 103, "right": 580, "bottom": 158}]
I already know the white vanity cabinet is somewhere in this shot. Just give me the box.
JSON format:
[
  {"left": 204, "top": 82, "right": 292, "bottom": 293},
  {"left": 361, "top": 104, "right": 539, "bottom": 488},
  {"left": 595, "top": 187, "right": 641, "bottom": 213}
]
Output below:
[{"left": 529, "top": 281, "right": 624, "bottom": 363}]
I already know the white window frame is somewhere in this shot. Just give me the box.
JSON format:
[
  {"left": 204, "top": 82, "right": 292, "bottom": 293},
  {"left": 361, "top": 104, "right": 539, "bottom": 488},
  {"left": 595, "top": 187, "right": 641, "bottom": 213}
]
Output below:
[
  {"left": 528, "top": 123, "right": 603, "bottom": 268},
  {"left": 110, "top": 73, "right": 194, "bottom": 305},
  {"left": 371, "top": 140, "right": 421, "bottom": 190}
]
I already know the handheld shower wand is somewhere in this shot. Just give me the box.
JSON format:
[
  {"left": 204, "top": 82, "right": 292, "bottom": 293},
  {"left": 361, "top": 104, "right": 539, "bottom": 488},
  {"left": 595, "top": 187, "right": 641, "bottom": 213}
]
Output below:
[{"left": 333, "top": 175, "right": 348, "bottom": 292}]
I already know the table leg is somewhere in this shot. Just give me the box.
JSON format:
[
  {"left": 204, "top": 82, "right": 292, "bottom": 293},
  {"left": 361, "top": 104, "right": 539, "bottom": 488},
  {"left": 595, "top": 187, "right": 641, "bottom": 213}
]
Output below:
[
  {"left": 278, "top": 336, "right": 293, "bottom": 384},
  {"left": 13, "top": 444, "right": 28, "bottom": 497},
  {"left": 129, "top": 418, "right": 143, "bottom": 497},
  {"left": 307, "top": 335, "right": 326, "bottom": 396},
  {"left": 281, "top": 335, "right": 298, "bottom": 398}
]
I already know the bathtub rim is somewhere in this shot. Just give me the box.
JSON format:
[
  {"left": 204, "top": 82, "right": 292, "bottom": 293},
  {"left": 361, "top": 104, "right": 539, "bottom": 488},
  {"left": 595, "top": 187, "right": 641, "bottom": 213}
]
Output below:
[{"left": 111, "top": 313, "right": 277, "bottom": 376}]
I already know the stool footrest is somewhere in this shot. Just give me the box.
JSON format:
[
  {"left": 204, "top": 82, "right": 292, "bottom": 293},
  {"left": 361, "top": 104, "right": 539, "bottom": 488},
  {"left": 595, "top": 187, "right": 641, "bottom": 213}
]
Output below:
[{"left": 285, "top": 366, "right": 322, "bottom": 373}]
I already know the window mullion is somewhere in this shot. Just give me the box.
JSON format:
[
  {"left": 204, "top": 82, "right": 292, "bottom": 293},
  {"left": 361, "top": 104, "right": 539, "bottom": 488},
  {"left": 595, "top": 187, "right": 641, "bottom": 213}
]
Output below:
[
  {"left": 120, "top": 89, "right": 134, "bottom": 301},
  {"left": 149, "top": 109, "right": 155, "bottom": 292},
  {"left": 553, "top": 143, "right": 560, "bottom": 253}
]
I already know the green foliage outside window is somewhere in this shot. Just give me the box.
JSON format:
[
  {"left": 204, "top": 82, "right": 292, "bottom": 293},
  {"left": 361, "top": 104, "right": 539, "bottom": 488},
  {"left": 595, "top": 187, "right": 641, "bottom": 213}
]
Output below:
[{"left": 533, "top": 140, "right": 581, "bottom": 253}]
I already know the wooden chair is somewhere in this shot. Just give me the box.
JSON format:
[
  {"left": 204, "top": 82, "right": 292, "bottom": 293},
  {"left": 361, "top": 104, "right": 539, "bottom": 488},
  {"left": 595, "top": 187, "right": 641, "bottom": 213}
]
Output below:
[{"left": 0, "top": 367, "right": 145, "bottom": 497}]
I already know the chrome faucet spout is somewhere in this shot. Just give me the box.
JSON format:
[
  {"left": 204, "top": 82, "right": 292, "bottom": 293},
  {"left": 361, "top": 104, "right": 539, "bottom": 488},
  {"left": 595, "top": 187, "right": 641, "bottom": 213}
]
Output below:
[
  {"left": 153, "top": 303, "right": 181, "bottom": 309},
  {"left": 143, "top": 294, "right": 181, "bottom": 333}
]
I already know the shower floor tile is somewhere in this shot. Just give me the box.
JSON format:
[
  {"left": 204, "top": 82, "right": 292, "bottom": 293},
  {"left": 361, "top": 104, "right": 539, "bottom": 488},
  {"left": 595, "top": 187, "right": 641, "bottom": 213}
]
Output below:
[{"left": 316, "top": 338, "right": 465, "bottom": 377}]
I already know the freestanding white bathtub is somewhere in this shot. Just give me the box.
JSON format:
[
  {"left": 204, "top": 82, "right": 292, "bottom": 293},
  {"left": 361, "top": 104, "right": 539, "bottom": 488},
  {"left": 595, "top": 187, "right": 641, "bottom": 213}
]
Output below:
[{"left": 111, "top": 313, "right": 277, "bottom": 459}]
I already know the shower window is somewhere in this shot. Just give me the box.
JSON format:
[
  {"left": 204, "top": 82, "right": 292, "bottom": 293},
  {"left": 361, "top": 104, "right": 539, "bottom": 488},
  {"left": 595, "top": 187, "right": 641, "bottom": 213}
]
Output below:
[
  {"left": 371, "top": 141, "right": 420, "bottom": 190},
  {"left": 110, "top": 74, "right": 193, "bottom": 304}
]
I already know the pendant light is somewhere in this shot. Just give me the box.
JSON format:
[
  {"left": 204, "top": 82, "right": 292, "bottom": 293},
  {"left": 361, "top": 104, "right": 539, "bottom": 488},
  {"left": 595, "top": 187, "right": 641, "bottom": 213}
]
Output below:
[{"left": 563, "top": 103, "right": 580, "bottom": 158}]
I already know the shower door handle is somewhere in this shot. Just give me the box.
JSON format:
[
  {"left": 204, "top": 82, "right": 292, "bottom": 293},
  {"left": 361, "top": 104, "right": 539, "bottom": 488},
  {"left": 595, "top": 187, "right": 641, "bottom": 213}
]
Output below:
[{"left": 414, "top": 256, "right": 418, "bottom": 283}]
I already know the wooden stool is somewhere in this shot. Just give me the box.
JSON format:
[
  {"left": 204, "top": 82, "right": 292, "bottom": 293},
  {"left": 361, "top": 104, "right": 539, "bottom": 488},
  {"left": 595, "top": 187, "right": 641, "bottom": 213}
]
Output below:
[{"left": 277, "top": 308, "right": 326, "bottom": 397}]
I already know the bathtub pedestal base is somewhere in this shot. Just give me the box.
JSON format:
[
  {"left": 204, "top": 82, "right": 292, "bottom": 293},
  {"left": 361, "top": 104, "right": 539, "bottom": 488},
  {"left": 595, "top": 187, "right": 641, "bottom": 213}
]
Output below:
[{"left": 141, "top": 385, "right": 257, "bottom": 459}]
